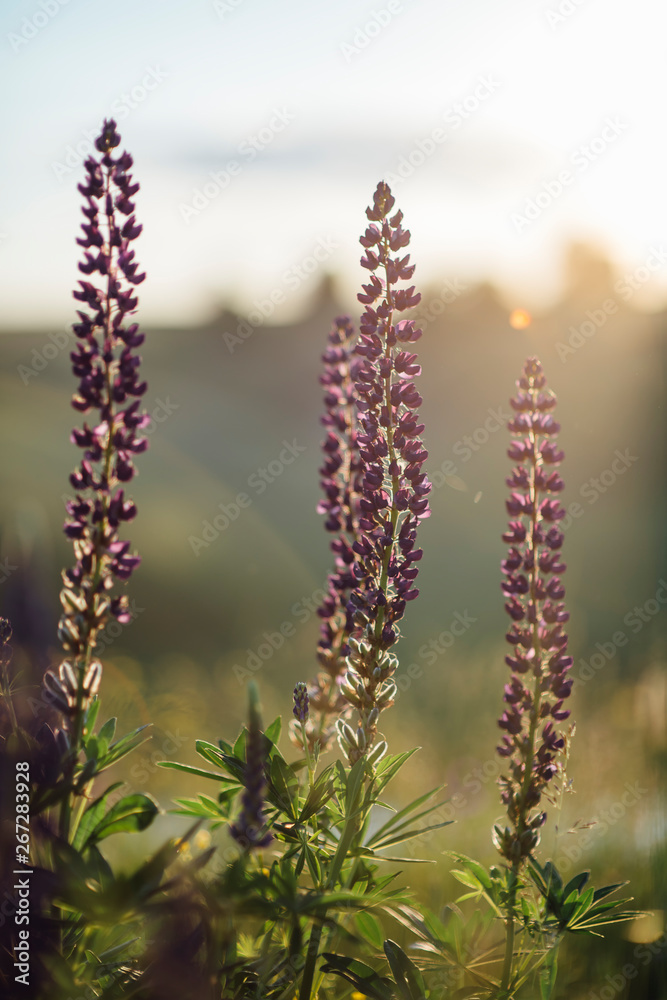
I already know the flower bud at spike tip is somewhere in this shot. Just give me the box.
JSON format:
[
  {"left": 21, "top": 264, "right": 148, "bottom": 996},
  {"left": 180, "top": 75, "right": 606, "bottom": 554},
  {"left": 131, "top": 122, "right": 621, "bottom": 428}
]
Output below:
[{"left": 292, "top": 681, "right": 309, "bottom": 724}]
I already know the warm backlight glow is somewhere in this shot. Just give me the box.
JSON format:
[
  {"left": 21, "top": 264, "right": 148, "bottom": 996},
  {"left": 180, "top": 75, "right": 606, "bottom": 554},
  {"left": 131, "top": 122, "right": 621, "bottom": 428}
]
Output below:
[{"left": 509, "top": 308, "right": 532, "bottom": 330}]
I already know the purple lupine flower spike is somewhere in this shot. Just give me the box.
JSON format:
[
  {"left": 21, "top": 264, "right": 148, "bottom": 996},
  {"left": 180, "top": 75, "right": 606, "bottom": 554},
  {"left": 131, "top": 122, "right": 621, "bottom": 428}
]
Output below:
[
  {"left": 337, "top": 182, "right": 430, "bottom": 764},
  {"left": 47, "top": 119, "right": 147, "bottom": 727},
  {"left": 230, "top": 683, "right": 273, "bottom": 851},
  {"left": 293, "top": 317, "right": 362, "bottom": 755},
  {"left": 495, "top": 357, "right": 572, "bottom": 863}
]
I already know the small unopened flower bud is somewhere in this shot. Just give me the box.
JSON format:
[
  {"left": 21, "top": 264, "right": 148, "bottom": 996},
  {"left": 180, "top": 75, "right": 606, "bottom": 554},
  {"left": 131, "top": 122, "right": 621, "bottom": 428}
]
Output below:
[
  {"left": 376, "top": 682, "right": 396, "bottom": 707},
  {"left": 43, "top": 672, "right": 70, "bottom": 713},
  {"left": 367, "top": 706, "right": 379, "bottom": 727},
  {"left": 82, "top": 660, "right": 102, "bottom": 697},
  {"left": 336, "top": 720, "right": 358, "bottom": 748},
  {"left": 292, "top": 681, "right": 309, "bottom": 724},
  {"left": 60, "top": 660, "right": 78, "bottom": 695}
]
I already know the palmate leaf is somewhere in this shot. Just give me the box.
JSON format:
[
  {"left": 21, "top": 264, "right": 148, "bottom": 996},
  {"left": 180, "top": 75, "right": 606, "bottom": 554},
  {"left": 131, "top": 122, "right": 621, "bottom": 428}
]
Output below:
[{"left": 528, "top": 858, "right": 637, "bottom": 935}]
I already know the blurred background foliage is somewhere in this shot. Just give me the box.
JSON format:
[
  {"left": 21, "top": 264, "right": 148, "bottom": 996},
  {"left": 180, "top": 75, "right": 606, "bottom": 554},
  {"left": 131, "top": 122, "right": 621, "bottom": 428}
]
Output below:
[{"left": 0, "top": 240, "right": 665, "bottom": 995}]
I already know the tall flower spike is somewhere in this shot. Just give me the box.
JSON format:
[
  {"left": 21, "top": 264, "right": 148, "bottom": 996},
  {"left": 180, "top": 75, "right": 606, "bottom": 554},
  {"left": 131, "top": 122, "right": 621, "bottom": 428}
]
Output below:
[
  {"left": 338, "top": 182, "right": 430, "bottom": 764},
  {"left": 230, "top": 683, "right": 273, "bottom": 851},
  {"left": 494, "top": 357, "right": 572, "bottom": 864},
  {"left": 48, "top": 119, "right": 148, "bottom": 729},
  {"left": 292, "top": 317, "right": 362, "bottom": 756}
]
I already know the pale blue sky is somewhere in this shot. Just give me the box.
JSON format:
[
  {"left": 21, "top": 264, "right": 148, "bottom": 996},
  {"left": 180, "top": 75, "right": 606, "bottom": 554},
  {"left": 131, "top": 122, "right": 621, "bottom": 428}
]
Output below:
[{"left": 1, "top": 0, "right": 666, "bottom": 326}]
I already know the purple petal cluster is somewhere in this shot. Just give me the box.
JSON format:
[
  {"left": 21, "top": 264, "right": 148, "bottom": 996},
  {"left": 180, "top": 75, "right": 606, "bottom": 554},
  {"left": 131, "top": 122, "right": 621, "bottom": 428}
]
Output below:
[
  {"left": 57, "top": 119, "right": 148, "bottom": 677},
  {"left": 495, "top": 357, "right": 572, "bottom": 863},
  {"left": 338, "top": 182, "right": 431, "bottom": 762}
]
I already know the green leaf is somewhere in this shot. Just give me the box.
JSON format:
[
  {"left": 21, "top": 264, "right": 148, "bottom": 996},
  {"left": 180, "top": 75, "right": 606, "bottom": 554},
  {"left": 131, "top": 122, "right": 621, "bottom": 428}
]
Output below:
[
  {"left": 562, "top": 871, "right": 590, "bottom": 898},
  {"left": 98, "top": 725, "right": 151, "bottom": 770},
  {"left": 373, "top": 749, "right": 419, "bottom": 796},
  {"left": 264, "top": 716, "right": 281, "bottom": 746},
  {"left": 304, "top": 844, "right": 322, "bottom": 885},
  {"left": 346, "top": 757, "right": 368, "bottom": 814},
  {"left": 384, "top": 939, "right": 427, "bottom": 1000},
  {"left": 373, "top": 819, "right": 451, "bottom": 852},
  {"left": 196, "top": 740, "right": 244, "bottom": 782},
  {"left": 446, "top": 853, "right": 493, "bottom": 892},
  {"left": 355, "top": 910, "right": 384, "bottom": 950},
  {"left": 86, "top": 793, "right": 159, "bottom": 844},
  {"left": 83, "top": 697, "right": 100, "bottom": 737},
  {"left": 269, "top": 755, "right": 299, "bottom": 820},
  {"left": 97, "top": 716, "right": 117, "bottom": 748},
  {"left": 195, "top": 739, "right": 227, "bottom": 768},
  {"left": 367, "top": 785, "right": 447, "bottom": 847},
  {"left": 157, "top": 760, "right": 236, "bottom": 782},
  {"left": 539, "top": 947, "right": 558, "bottom": 1000},
  {"left": 233, "top": 726, "right": 247, "bottom": 760},
  {"left": 72, "top": 781, "right": 124, "bottom": 852},
  {"left": 299, "top": 764, "right": 336, "bottom": 822},
  {"left": 321, "top": 953, "right": 396, "bottom": 1000}
]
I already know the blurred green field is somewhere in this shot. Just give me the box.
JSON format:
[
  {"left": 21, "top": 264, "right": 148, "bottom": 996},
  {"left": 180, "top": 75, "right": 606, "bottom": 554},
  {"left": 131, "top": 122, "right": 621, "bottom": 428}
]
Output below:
[{"left": 1, "top": 244, "right": 665, "bottom": 995}]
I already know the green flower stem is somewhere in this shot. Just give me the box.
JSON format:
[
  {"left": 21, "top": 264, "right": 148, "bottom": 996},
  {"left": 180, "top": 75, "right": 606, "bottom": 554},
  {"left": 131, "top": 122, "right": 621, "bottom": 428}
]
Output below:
[{"left": 301, "top": 721, "right": 315, "bottom": 787}]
